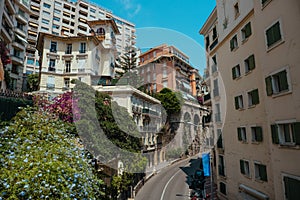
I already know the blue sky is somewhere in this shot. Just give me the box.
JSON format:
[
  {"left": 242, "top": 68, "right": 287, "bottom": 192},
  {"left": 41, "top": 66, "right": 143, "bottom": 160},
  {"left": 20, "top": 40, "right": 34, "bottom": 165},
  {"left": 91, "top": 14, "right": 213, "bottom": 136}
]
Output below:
[{"left": 95, "top": 0, "right": 216, "bottom": 73}]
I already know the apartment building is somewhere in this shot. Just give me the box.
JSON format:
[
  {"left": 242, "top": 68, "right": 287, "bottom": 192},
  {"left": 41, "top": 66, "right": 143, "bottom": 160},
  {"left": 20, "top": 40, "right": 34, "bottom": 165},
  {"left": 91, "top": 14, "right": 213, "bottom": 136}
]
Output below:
[
  {"left": 200, "top": 0, "right": 300, "bottom": 199},
  {"left": 94, "top": 84, "right": 163, "bottom": 168},
  {"left": 138, "top": 44, "right": 200, "bottom": 98},
  {"left": 25, "top": 0, "right": 135, "bottom": 79},
  {"left": 36, "top": 19, "right": 119, "bottom": 94},
  {"left": 0, "top": 0, "right": 31, "bottom": 91}
]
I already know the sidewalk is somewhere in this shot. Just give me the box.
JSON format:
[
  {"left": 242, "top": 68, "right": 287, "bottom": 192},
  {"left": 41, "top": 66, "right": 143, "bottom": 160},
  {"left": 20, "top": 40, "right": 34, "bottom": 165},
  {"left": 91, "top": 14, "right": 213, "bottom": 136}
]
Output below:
[{"left": 145, "top": 158, "right": 182, "bottom": 180}]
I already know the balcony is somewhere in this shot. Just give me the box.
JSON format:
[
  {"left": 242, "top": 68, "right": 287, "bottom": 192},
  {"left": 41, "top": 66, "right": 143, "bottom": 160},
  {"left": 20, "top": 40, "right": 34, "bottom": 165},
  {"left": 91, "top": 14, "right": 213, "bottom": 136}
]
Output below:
[
  {"left": 142, "top": 108, "right": 160, "bottom": 116},
  {"left": 27, "top": 35, "right": 37, "bottom": 42},
  {"left": 48, "top": 66, "right": 56, "bottom": 72},
  {"left": 30, "top": 8, "right": 40, "bottom": 16},
  {"left": 139, "top": 126, "right": 158, "bottom": 133},
  {"left": 11, "top": 55, "right": 24, "bottom": 65},
  {"left": 26, "top": 44, "right": 36, "bottom": 51},
  {"left": 5, "top": 0, "right": 16, "bottom": 14},
  {"left": 12, "top": 41, "right": 25, "bottom": 51},
  {"left": 1, "top": 26, "right": 13, "bottom": 42},
  {"left": 15, "top": 12, "right": 28, "bottom": 24},
  {"left": 3, "top": 9, "right": 14, "bottom": 27},
  {"left": 30, "top": 1, "right": 40, "bottom": 8},
  {"left": 46, "top": 83, "right": 55, "bottom": 90},
  {"left": 28, "top": 26, "right": 38, "bottom": 32},
  {"left": 14, "top": 27, "right": 26, "bottom": 38}
]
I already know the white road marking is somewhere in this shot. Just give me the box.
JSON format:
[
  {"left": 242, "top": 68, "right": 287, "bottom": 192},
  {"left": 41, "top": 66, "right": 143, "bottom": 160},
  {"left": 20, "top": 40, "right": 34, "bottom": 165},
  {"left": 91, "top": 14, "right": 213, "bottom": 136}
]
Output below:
[{"left": 160, "top": 161, "right": 191, "bottom": 200}]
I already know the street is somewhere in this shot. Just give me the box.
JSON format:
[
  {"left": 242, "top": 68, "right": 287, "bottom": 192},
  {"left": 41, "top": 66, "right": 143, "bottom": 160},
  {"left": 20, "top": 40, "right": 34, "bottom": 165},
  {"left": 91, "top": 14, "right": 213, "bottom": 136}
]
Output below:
[{"left": 135, "top": 156, "right": 217, "bottom": 200}]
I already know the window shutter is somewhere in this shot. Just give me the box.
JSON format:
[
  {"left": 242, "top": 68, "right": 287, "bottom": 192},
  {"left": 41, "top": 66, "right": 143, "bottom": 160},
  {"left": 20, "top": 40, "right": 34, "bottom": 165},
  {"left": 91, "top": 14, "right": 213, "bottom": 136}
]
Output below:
[
  {"left": 245, "top": 23, "right": 252, "bottom": 38},
  {"left": 279, "top": 70, "right": 289, "bottom": 91},
  {"left": 265, "top": 76, "right": 273, "bottom": 96},
  {"left": 235, "top": 96, "right": 239, "bottom": 109},
  {"left": 230, "top": 39, "right": 234, "bottom": 51},
  {"left": 249, "top": 55, "right": 255, "bottom": 70},
  {"left": 232, "top": 67, "right": 236, "bottom": 79},
  {"left": 266, "top": 28, "right": 274, "bottom": 47},
  {"left": 252, "top": 89, "right": 259, "bottom": 105},
  {"left": 260, "top": 165, "right": 268, "bottom": 181},
  {"left": 292, "top": 122, "right": 300, "bottom": 145},
  {"left": 256, "top": 127, "right": 263, "bottom": 142},
  {"left": 238, "top": 128, "right": 242, "bottom": 141},
  {"left": 271, "top": 124, "right": 279, "bottom": 144},
  {"left": 284, "top": 176, "right": 300, "bottom": 199},
  {"left": 240, "top": 160, "right": 245, "bottom": 174},
  {"left": 274, "top": 22, "right": 282, "bottom": 43}
]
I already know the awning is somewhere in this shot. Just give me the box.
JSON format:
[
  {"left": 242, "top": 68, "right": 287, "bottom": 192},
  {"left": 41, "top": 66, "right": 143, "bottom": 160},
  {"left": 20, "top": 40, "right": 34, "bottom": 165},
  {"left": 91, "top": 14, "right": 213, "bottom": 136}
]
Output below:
[
  {"left": 15, "top": 34, "right": 28, "bottom": 44},
  {"left": 239, "top": 184, "right": 269, "bottom": 200}
]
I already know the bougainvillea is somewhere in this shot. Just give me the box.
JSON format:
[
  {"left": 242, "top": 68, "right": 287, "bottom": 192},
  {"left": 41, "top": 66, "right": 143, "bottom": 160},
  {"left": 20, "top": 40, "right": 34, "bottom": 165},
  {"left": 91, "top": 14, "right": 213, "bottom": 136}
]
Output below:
[{"left": 0, "top": 107, "right": 104, "bottom": 199}]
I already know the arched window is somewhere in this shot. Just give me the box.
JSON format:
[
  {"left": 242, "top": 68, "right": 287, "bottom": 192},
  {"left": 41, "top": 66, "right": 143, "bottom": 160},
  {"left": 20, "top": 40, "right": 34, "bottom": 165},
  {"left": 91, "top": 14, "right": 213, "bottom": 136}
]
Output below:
[{"left": 96, "top": 27, "right": 105, "bottom": 35}]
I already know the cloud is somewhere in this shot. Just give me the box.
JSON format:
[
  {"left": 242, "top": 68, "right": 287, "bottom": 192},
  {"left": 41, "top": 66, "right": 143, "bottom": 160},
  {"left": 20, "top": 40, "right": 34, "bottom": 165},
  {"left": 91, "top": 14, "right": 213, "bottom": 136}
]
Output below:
[{"left": 117, "top": 0, "right": 141, "bottom": 18}]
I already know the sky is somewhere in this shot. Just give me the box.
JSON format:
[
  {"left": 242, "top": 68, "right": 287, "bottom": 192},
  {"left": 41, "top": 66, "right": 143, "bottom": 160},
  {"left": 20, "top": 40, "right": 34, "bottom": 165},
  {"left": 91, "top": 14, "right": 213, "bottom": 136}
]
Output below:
[{"left": 95, "top": 0, "right": 216, "bottom": 74}]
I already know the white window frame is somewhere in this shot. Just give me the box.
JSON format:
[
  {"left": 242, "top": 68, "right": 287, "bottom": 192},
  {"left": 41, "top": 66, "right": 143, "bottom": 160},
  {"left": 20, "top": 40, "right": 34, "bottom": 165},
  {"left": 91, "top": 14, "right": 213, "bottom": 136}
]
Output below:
[
  {"left": 266, "top": 66, "right": 292, "bottom": 97},
  {"left": 238, "top": 126, "right": 247, "bottom": 142},
  {"left": 277, "top": 123, "right": 296, "bottom": 145},
  {"left": 254, "top": 161, "right": 268, "bottom": 182},
  {"left": 264, "top": 18, "right": 284, "bottom": 51},
  {"left": 235, "top": 95, "right": 244, "bottom": 110}
]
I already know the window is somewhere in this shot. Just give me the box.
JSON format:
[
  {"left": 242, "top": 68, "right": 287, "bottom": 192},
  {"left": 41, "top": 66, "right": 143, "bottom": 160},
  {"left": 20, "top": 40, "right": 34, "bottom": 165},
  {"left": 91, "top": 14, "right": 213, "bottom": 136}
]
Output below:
[
  {"left": 215, "top": 104, "right": 221, "bottom": 122},
  {"left": 212, "top": 26, "right": 217, "bottom": 40},
  {"left": 261, "top": 0, "right": 272, "bottom": 8},
  {"left": 254, "top": 163, "right": 268, "bottom": 181},
  {"left": 50, "top": 41, "right": 57, "bottom": 53},
  {"left": 43, "top": 3, "right": 51, "bottom": 9},
  {"left": 235, "top": 95, "right": 244, "bottom": 110},
  {"left": 42, "top": 11, "right": 50, "bottom": 17},
  {"left": 41, "top": 27, "right": 49, "bottom": 32},
  {"left": 230, "top": 35, "right": 238, "bottom": 51},
  {"left": 66, "top": 44, "right": 72, "bottom": 54},
  {"left": 240, "top": 160, "right": 250, "bottom": 176},
  {"left": 244, "top": 54, "right": 255, "bottom": 73},
  {"left": 53, "top": 16, "right": 60, "bottom": 22},
  {"left": 48, "top": 59, "right": 55, "bottom": 71},
  {"left": 42, "top": 18, "right": 49, "bottom": 25},
  {"left": 234, "top": 2, "right": 240, "bottom": 18},
  {"left": 232, "top": 64, "right": 241, "bottom": 79},
  {"left": 266, "top": 21, "right": 282, "bottom": 48},
  {"left": 52, "top": 24, "right": 59, "bottom": 29},
  {"left": 64, "top": 78, "right": 70, "bottom": 88},
  {"left": 54, "top": 9, "right": 61, "bottom": 14},
  {"left": 153, "top": 51, "right": 156, "bottom": 57},
  {"left": 163, "top": 80, "right": 168, "bottom": 88},
  {"left": 251, "top": 126, "right": 263, "bottom": 142},
  {"left": 238, "top": 127, "right": 247, "bottom": 142},
  {"left": 271, "top": 122, "right": 300, "bottom": 145},
  {"left": 218, "top": 155, "right": 225, "bottom": 176},
  {"left": 147, "top": 73, "right": 150, "bottom": 82},
  {"left": 211, "top": 55, "right": 217, "bottom": 73},
  {"left": 79, "top": 43, "right": 86, "bottom": 53},
  {"left": 248, "top": 89, "right": 259, "bottom": 106},
  {"left": 283, "top": 175, "right": 300, "bottom": 200},
  {"left": 163, "top": 67, "right": 167, "bottom": 78},
  {"left": 217, "top": 129, "right": 223, "bottom": 149},
  {"left": 90, "top": 8, "right": 96, "bottom": 13},
  {"left": 65, "top": 61, "right": 71, "bottom": 73},
  {"left": 47, "top": 76, "right": 55, "bottom": 90},
  {"left": 205, "top": 36, "right": 210, "bottom": 50},
  {"left": 265, "top": 69, "right": 289, "bottom": 96},
  {"left": 54, "top": 1, "right": 62, "bottom": 6},
  {"left": 219, "top": 182, "right": 227, "bottom": 195},
  {"left": 242, "top": 22, "right": 252, "bottom": 40},
  {"left": 213, "top": 79, "right": 219, "bottom": 97}
]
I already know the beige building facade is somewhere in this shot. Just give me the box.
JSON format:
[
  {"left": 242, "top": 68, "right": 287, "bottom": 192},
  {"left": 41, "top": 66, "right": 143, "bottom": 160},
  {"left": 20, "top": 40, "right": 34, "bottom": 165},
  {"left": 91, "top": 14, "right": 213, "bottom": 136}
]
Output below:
[
  {"left": 37, "top": 19, "right": 119, "bottom": 94},
  {"left": 200, "top": 0, "right": 300, "bottom": 199}
]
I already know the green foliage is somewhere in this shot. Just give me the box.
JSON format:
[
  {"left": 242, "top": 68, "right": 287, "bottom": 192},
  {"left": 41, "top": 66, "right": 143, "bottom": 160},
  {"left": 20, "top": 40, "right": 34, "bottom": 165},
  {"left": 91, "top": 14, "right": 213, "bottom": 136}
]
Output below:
[
  {"left": 115, "top": 46, "right": 138, "bottom": 75},
  {"left": 155, "top": 88, "right": 183, "bottom": 116},
  {"left": 0, "top": 107, "right": 105, "bottom": 199},
  {"left": 0, "top": 97, "right": 33, "bottom": 121},
  {"left": 26, "top": 74, "right": 39, "bottom": 92}
]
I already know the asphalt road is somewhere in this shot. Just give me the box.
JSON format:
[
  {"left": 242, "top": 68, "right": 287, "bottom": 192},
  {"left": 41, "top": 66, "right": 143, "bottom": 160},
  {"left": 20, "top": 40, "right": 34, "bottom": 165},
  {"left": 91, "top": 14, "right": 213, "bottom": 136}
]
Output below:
[{"left": 135, "top": 156, "right": 202, "bottom": 200}]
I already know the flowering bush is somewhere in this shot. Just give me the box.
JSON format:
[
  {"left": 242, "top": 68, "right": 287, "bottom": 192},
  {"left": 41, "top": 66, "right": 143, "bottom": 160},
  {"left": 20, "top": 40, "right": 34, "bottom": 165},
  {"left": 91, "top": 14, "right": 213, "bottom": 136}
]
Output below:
[{"left": 0, "top": 107, "right": 104, "bottom": 199}]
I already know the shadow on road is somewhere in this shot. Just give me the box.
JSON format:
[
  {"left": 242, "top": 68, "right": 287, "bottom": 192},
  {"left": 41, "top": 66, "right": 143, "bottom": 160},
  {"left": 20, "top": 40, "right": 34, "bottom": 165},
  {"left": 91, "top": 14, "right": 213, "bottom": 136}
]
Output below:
[{"left": 179, "top": 157, "right": 203, "bottom": 188}]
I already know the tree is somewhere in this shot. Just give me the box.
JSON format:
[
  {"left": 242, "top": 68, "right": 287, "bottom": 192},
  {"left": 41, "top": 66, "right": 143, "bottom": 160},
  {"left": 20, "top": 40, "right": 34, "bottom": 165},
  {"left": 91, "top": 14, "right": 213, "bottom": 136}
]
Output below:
[
  {"left": 114, "top": 46, "right": 142, "bottom": 87},
  {"left": 0, "top": 41, "right": 11, "bottom": 89},
  {"left": 26, "top": 74, "right": 39, "bottom": 92}
]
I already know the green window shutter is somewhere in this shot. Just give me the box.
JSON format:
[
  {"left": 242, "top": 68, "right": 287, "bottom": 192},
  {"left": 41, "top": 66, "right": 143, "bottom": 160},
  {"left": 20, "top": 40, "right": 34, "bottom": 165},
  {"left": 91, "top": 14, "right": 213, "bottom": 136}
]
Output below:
[
  {"left": 273, "top": 22, "right": 282, "bottom": 43},
  {"left": 230, "top": 39, "right": 234, "bottom": 51},
  {"left": 245, "top": 22, "right": 252, "bottom": 38},
  {"left": 235, "top": 96, "right": 239, "bottom": 109},
  {"left": 252, "top": 89, "right": 259, "bottom": 105},
  {"left": 232, "top": 67, "right": 237, "bottom": 79},
  {"left": 265, "top": 76, "right": 273, "bottom": 96},
  {"left": 284, "top": 176, "right": 300, "bottom": 199},
  {"left": 292, "top": 122, "right": 300, "bottom": 145},
  {"left": 256, "top": 127, "right": 263, "bottom": 142},
  {"left": 271, "top": 124, "right": 279, "bottom": 144},
  {"left": 266, "top": 28, "right": 274, "bottom": 47},
  {"left": 260, "top": 165, "right": 268, "bottom": 181},
  {"left": 249, "top": 55, "right": 255, "bottom": 70},
  {"left": 279, "top": 70, "right": 289, "bottom": 91},
  {"left": 238, "top": 128, "right": 242, "bottom": 141},
  {"left": 240, "top": 160, "right": 245, "bottom": 174},
  {"left": 262, "top": 0, "right": 268, "bottom": 5}
]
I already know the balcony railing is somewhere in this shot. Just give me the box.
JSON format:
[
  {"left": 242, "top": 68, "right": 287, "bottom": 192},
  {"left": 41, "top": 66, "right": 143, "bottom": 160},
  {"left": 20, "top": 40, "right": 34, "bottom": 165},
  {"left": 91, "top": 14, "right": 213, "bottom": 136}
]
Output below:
[{"left": 142, "top": 108, "right": 160, "bottom": 116}]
